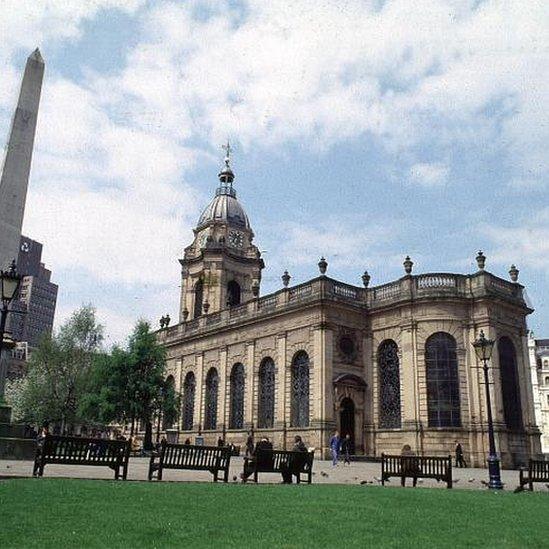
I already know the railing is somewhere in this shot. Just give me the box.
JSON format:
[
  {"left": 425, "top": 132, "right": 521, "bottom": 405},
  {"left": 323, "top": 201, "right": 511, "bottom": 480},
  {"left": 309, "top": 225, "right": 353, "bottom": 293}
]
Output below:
[
  {"left": 258, "top": 294, "right": 278, "bottom": 310},
  {"left": 373, "top": 282, "right": 401, "bottom": 301},
  {"left": 489, "top": 276, "right": 517, "bottom": 297},
  {"left": 288, "top": 284, "right": 313, "bottom": 300},
  {"left": 230, "top": 304, "right": 248, "bottom": 318},
  {"left": 206, "top": 312, "right": 222, "bottom": 326},
  {"left": 416, "top": 274, "right": 457, "bottom": 289},
  {"left": 331, "top": 281, "right": 360, "bottom": 300},
  {"left": 161, "top": 272, "right": 527, "bottom": 343}
]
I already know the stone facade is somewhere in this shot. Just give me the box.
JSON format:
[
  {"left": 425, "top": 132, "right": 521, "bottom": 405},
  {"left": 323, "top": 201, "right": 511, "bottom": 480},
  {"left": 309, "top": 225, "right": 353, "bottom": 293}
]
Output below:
[
  {"left": 528, "top": 336, "right": 549, "bottom": 453},
  {"left": 158, "top": 158, "right": 541, "bottom": 469}
]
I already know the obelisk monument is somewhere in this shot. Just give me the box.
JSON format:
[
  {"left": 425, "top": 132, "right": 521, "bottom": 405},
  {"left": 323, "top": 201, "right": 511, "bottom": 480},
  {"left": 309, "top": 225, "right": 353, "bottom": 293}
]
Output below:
[{"left": 0, "top": 48, "right": 44, "bottom": 271}]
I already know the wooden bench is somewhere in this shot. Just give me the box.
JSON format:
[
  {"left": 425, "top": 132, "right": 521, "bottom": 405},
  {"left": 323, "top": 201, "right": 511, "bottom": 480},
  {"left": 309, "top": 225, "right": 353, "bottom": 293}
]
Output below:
[
  {"left": 32, "top": 434, "right": 130, "bottom": 479},
  {"left": 244, "top": 449, "right": 314, "bottom": 483},
  {"left": 148, "top": 441, "right": 231, "bottom": 482},
  {"left": 519, "top": 459, "right": 549, "bottom": 491},
  {"left": 381, "top": 453, "right": 453, "bottom": 488}
]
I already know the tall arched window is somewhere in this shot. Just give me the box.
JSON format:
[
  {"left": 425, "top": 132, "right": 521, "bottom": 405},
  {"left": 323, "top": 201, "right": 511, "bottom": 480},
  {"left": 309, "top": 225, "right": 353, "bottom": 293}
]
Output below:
[
  {"left": 229, "top": 363, "right": 245, "bottom": 429},
  {"left": 498, "top": 337, "right": 522, "bottom": 430},
  {"left": 204, "top": 368, "right": 219, "bottom": 430},
  {"left": 163, "top": 375, "right": 175, "bottom": 430},
  {"left": 194, "top": 279, "right": 204, "bottom": 319},
  {"left": 226, "top": 280, "right": 241, "bottom": 307},
  {"left": 291, "top": 351, "right": 310, "bottom": 427},
  {"left": 182, "top": 372, "right": 196, "bottom": 431},
  {"left": 425, "top": 332, "right": 461, "bottom": 427},
  {"left": 378, "top": 340, "right": 401, "bottom": 428},
  {"left": 258, "top": 358, "right": 275, "bottom": 428}
]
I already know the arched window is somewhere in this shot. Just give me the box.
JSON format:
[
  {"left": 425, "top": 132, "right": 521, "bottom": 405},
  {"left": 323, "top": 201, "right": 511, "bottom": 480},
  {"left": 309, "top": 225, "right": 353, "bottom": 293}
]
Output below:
[
  {"left": 227, "top": 280, "right": 241, "bottom": 307},
  {"left": 545, "top": 376, "right": 549, "bottom": 386},
  {"left": 425, "top": 332, "right": 461, "bottom": 427},
  {"left": 204, "top": 368, "right": 219, "bottom": 430},
  {"left": 258, "top": 358, "right": 275, "bottom": 428},
  {"left": 291, "top": 351, "right": 310, "bottom": 427},
  {"left": 378, "top": 340, "right": 401, "bottom": 428},
  {"left": 194, "top": 279, "right": 204, "bottom": 319},
  {"left": 163, "top": 375, "right": 175, "bottom": 430},
  {"left": 498, "top": 337, "right": 522, "bottom": 430},
  {"left": 229, "top": 363, "right": 245, "bottom": 429},
  {"left": 182, "top": 372, "right": 196, "bottom": 431}
]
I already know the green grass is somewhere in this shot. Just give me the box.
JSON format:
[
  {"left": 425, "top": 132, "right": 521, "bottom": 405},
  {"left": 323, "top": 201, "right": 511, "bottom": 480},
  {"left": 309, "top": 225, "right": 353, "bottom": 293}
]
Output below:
[{"left": 1, "top": 479, "right": 548, "bottom": 548}]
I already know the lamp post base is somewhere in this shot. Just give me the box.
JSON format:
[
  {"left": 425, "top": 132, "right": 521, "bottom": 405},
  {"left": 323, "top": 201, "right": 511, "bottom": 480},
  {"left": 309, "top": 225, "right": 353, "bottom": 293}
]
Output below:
[{"left": 487, "top": 454, "right": 504, "bottom": 490}]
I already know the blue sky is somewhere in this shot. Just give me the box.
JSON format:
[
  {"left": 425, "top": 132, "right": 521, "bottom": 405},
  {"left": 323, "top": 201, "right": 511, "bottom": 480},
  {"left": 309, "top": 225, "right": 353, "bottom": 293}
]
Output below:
[{"left": 0, "top": 0, "right": 547, "bottom": 345}]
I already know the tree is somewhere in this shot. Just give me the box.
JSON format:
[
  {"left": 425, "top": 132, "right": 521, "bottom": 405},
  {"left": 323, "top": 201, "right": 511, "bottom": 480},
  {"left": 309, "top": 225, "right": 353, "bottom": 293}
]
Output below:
[
  {"left": 81, "top": 320, "right": 178, "bottom": 450},
  {"left": 5, "top": 305, "right": 103, "bottom": 430}
]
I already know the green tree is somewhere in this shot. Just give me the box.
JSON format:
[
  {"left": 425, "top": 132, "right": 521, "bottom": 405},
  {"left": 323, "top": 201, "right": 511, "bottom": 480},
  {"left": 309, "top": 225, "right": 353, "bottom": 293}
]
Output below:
[
  {"left": 81, "top": 320, "right": 178, "bottom": 450},
  {"left": 6, "top": 305, "right": 103, "bottom": 430}
]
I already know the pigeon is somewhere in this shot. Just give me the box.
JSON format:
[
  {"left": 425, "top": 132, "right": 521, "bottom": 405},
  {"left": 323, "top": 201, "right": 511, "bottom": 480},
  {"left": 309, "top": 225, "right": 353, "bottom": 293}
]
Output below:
[
  {"left": 360, "top": 480, "right": 368, "bottom": 485},
  {"left": 453, "top": 479, "right": 460, "bottom": 484},
  {"left": 480, "top": 480, "right": 489, "bottom": 487},
  {"left": 468, "top": 478, "right": 476, "bottom": 483},
  {"left": 232, "top": 475, "right": 238, "bottom": 482},
  {"left": 320, "top": 471, "right": 329, "bottom": 477}
]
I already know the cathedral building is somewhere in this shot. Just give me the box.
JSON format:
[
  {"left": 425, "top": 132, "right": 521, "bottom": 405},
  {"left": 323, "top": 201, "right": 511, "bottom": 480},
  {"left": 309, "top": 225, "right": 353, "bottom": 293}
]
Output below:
[{"left": 158, "top": 152, "right": 541, "bottom": 468}]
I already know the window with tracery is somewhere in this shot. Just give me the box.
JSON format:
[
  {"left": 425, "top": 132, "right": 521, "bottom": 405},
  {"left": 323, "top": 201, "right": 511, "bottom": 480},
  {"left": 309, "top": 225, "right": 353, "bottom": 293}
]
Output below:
[
  {"left": 182, "top": 372, "right": 195, "bottom": 431},
  {"left": 498, "top": 337, "right": 523, "bottom": 430},
  {"left": 258, "top": 358, "right": 275, "bottom": 428},
  {"left": 378, "top": 340, "right": 401, "bottom": 428},
  {"left": 426, "top": 332, "right": 461, "bottom": 427},
  {"left": 204, "top": 368, "right": 219, "bottom": 430},
  {"left": 229, "top": 363, "right": 245, "bottom": 429},
  {"left": 291, "top": 351, "right": 310, "bottom": 427}
]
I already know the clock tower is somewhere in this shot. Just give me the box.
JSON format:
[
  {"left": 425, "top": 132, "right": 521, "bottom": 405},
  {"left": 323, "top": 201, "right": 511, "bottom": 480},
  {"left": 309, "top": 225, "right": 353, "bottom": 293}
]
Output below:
[{"left": 179, "top": 146, "right": 264, "bottom": 321}]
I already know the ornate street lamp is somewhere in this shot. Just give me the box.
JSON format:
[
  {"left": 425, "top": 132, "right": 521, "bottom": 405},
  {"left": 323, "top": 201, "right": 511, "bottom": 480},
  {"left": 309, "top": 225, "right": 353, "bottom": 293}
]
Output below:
[
  {"left": 472, "top": 330, "right": 503, "bottom": 490},
  {"left": 0, "top": 260, "right": 22, "bottom": 400}
]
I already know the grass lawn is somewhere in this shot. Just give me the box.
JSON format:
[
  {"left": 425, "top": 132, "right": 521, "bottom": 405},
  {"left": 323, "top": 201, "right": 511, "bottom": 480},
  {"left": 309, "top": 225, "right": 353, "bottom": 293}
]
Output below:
[{"left": 1, "top": 479, "right": 548, "bottom": 548}]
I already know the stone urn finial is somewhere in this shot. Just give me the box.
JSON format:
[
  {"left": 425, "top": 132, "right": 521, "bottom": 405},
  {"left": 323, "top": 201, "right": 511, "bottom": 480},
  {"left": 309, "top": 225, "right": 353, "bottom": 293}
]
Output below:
[
  {"left": 476, "top": 250, "right": 486, "bottom": 271},
  {"left": 203, "top": 301, "right": 210, "bottom": 314},
  {"left": 282, "top": 270, "right": 291, "bottom": 287},
  {"left": 509, "top": 264, "right": 519, "bottom": 282},
  {"left": 318, "top": 257, "right": 328, "bottom": 275},
  {"left": 403, "top": 256, "right": 413, "bottom": 275},
  {"left": 159, "top": 315, "right": 166, "bottom": 329},
  {"left": 362, "top": 270, "right": 371, "bottom": 288},
  {"left": 182, "top": 308, "right": 189, "bottom": 321},
  {"left": 252, "top": 280, "right": 260, "bottom": 297}
]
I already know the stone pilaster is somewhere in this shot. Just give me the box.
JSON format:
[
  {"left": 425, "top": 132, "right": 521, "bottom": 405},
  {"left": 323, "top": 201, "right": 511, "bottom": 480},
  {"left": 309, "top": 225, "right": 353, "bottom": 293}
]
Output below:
[
  {"left": 219, "top": 346, "right": 228, "bottom": 433},
  {"left": 245, "top": 340, "right": 255, "bottom": 430},
  {"left": 195, "top": 353, "right": 204, "bottom": 431},
  {"left": 275, "top": 332, "right": 287, "bottom": 426}
]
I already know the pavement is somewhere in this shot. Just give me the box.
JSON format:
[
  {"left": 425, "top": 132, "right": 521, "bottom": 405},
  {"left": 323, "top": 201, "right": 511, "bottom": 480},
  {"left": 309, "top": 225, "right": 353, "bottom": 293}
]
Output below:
[{"left": 0, "top": 457, "right": 541, "bottom": 491}]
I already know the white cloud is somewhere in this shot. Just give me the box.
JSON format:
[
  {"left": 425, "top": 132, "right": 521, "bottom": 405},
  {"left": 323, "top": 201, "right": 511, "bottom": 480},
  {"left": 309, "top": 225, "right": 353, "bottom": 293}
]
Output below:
[
  {"left": 2, "top": 0, "right": 548, "bottom": 340},
  {"left": 409, "top": 162, "right": 449, "bottom": 187}
]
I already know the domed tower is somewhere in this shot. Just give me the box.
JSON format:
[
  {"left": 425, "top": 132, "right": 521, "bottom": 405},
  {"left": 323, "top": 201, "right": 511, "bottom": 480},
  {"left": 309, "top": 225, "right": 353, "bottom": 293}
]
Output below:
[{"left": 179, "top": 145, "right": 264, "bottom": 321}]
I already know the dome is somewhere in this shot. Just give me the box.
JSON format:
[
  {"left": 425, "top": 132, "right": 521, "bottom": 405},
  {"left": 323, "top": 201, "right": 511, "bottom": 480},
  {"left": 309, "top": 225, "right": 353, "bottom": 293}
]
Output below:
[{"left": 197, "top": 188, "right": 250, "bottom": 230}]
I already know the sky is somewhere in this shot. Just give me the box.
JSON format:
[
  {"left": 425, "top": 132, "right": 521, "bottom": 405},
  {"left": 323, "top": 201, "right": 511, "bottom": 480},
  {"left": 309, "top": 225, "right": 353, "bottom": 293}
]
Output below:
[{"left": 0, "top": 0, "right": 547, "bottom": 346}]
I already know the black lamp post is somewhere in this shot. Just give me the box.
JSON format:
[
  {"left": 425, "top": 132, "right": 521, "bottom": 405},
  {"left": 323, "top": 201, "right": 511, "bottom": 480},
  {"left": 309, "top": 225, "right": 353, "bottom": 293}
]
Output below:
[
  {"left": 472, "top": 330, "right": 503, "bottom": 490},
  {"left": 0, "top": 260, "right": 22, "bottom": 399}
]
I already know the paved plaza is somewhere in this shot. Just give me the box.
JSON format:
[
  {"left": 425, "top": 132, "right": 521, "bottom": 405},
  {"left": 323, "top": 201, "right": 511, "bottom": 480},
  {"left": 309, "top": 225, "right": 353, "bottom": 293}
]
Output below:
[{"left": 0, "top": 457, "right": 534, "bottom": 491}]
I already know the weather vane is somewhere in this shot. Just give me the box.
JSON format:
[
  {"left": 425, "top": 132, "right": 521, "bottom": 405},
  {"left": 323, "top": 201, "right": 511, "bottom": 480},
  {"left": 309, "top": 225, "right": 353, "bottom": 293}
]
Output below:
[{"left": 222, "top": 140, "right": 232, "bottom": 165}]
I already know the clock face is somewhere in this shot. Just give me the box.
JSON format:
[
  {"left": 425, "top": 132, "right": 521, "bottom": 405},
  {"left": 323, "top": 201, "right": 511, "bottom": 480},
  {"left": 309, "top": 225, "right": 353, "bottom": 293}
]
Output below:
[{"left": 228, "top": 231, "right": 244, "bottom": 248}]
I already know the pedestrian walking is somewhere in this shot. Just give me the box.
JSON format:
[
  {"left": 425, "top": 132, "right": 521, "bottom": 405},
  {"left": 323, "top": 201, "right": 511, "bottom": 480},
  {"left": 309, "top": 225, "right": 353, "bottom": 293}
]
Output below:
[
  {"left": 455, "top": 441, "right": 467, "bottom": 468},
  {"left": 341, "top": 433, "right": 352, "bottom": 465},
  {"left": 329, "top": 430, "right": 341, "bottom": 466},
  {"left": 245, "top": 432, "right": 254, "bottom": 458}
]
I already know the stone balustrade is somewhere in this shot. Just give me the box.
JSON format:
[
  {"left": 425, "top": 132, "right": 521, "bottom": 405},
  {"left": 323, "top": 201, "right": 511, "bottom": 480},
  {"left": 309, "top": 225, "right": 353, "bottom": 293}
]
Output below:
[{"left": 158, "top": 271, "right": 527, "bottom": 343}]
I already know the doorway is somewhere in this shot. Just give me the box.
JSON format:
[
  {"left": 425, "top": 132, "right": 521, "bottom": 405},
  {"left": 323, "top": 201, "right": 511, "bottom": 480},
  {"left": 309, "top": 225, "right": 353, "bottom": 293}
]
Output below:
[{"left": 340, "top": 397, "right": 355, "bottom": 449}]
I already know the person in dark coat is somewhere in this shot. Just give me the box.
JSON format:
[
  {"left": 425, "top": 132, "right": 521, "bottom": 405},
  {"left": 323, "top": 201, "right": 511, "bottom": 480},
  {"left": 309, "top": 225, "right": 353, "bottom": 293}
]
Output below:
[
  {"left": 217, "top": 437, "right": 225, "bottom": 447},
  {"left": 400, "top": 444, "right": 420, "bottom": 487},
  {"left": 455, "top": 441, "right": 467, "bottom": 468},
  {"left": 341, "top": 434, "right": 352, "bottom": 465},
  {"left": 281, "top": 436, "right": 308, "bottom": 484},
  {"left": 241, "top": 437, "right": 273, "bottom": 481},
  {"left": 245, "top": 433, "right": 255, "bottom": 458}
]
